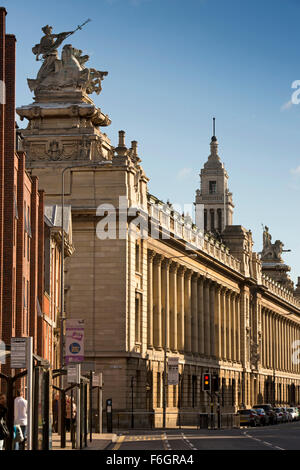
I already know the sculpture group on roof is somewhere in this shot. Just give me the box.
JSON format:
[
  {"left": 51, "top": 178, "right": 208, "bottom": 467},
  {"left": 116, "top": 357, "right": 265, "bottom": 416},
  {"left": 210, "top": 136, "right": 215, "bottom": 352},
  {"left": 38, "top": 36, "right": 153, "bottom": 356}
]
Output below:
[{"left": 28, "top": 22, "right": 108, "bottom": 96}]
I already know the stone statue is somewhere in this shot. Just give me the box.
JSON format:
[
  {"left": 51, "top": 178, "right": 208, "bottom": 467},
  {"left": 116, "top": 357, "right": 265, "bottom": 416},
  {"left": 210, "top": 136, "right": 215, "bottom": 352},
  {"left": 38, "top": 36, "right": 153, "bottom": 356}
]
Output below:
[
  {"left": 261, "top": 225, "right": 284, "bottom": 261},
  {"left": 28, "top": 21, "right": 108, "bottom": 96},
  {"left": 263, "top": 225, "right": 272, "bottom": 249}
]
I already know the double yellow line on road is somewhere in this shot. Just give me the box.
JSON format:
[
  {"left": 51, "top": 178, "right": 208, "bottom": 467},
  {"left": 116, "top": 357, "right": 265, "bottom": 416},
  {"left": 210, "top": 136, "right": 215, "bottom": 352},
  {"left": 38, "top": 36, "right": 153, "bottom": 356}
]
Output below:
[{"left": 113, "top": 435, "right": 125, "bottom": 450}]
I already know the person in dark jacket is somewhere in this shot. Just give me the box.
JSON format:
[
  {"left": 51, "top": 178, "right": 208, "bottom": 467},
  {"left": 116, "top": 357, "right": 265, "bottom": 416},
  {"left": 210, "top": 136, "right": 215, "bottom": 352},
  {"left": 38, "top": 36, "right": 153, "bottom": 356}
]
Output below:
[{"left": 0, "top": 394, "right": 8, "bottom": 450}]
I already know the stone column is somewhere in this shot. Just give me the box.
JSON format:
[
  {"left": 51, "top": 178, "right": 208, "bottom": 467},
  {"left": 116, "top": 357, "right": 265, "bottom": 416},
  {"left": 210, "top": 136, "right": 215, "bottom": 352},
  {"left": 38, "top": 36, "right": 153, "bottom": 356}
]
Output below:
[
  {"left": 288, "top": 321, "right": 291, "bottom": 372},
  {"left": 215, "top": 284, "right": 222, "bottom": 359},
  {"left": 203, "top": 279, "right": 211, "bottom": 356},
  {"left": 270, "top": 312, "right": 274, "bottom": 370},
  {"left": 162, "top": 258, "right": 170, "bottom": 351},
  {"left": 221, "top": 288, "right": 227, "bottom": 359},
  {"left": 283, "top": 319, "right": 286, "bottom": 371},
  {"left": 153, "top": 254, "right": 163, "bottom": 349},
  {"left": 226, "top": 290, "right": 231, "bottom": 360},
  {"left": 184, "top": 270, "right": 192, "bottom": 354},
  {"left": 209, "top": 281, "right": 215, "bottom": 357},
  {"left": 275, "top": 315, "right": 278, "bottom": 371},
  {"left": 169, "top": 262, "right": 178, "bottom": 352},
  {"left": 177, "top": 266, "right": 186, "bottom": 353},
  {"left": 277, "top": 315, "right": 280, "bottom": 370},
  {"left": 198, "top": 276, "right": 204, "bottom": 356},
  {"left": 280, "top": 317, "right": 283, "bottom": 371},
  {"left": 262, "top": 308, "right": 267, "bottom": 367},
  {"left": 266, "top": 310, "right": 270, "bottom": 368},
  {"left": 147, "top": 250, "right": 155, "bottom": 349},
  {"left": 191, "top": 273, "right": 198, "bottom": 355},
  {"left": 236, "top": 295, "right": 241, "bottom": 363},
  {"left": 232, "top": 292, "right": 236, "bottom": 362}
]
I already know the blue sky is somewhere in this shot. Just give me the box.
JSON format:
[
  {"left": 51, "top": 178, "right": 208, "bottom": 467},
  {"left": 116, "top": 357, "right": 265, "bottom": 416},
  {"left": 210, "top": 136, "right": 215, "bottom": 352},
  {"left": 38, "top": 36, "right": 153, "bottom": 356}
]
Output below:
[{"left": 2, "top": 0, "right": 300, "bottom": 283}]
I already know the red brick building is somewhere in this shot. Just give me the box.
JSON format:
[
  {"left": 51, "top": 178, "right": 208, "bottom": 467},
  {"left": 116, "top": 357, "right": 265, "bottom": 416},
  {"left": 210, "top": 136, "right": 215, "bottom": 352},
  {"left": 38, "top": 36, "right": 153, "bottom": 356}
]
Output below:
[
  {"left": 0, "top": 8, "right": 44, "bottom": 371},
  {"left": 0, "top": 9, "right": 74, "bottom": 376}
]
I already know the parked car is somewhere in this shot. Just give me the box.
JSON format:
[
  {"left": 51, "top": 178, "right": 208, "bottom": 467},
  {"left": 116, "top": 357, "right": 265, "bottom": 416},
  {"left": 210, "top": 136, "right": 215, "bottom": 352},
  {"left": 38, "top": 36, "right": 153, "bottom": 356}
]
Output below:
[
  {"left": 254, "top": 408, "right": 269, "bottom": 426},
  {"left": 280, "top": 407, "right": 292, "bottom": 422},
  {"left": 252, "top": 404, "right": 277, "bottom": 425},
  {"left": 274, "top": 407, "right": 284, "bottom": 423},
  {"left": 287, "top": 407, "right": 298, "bottom": 421},
  {"left": 283, "top": 407, "right": 293, "bottom": 422},
  {"left": 278, "top": 407, "right": 289, "bottom": 423},
  {"left": 238, "top": 409, "right": 261, "bottom": 427}
]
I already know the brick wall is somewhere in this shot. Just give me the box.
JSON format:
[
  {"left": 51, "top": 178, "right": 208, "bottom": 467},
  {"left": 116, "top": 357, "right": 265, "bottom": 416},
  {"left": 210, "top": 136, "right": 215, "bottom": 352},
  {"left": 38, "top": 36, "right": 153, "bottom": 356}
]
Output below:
[{"left": 0, "top": 11, "right": 47, "bottom": 379}]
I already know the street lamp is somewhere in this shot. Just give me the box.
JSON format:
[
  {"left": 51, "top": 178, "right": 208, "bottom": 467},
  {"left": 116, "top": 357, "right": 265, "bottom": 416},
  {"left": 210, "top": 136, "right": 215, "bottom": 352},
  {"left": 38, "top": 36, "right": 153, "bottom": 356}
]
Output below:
[
  {"left": 162, "top": 252, "right": 198, "bottom": 429},
  {"left": 59, "top": 159, "right": 111, "bottom": 447}
]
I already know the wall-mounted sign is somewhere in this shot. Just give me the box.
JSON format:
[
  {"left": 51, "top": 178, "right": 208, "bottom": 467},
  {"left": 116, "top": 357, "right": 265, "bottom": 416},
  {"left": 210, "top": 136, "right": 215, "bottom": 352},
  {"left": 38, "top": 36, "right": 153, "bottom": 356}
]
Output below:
[{"left": 168, "top": 357, "right": 179, "bottom": 385}]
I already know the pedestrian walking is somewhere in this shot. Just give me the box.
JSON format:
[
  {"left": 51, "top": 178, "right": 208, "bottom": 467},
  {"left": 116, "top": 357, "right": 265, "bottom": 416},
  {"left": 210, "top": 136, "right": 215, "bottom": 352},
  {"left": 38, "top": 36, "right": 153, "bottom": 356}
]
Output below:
[
  {"left": 66, "top": 395, "right": 76, "bottom": 432},
  {"left": 0, "top": 394, "right": 9, "bottom": 450},
  {"left": 14, "top": 390, "right": 27, "bottom": 450},
  {"left": 52, "top": 393, "right": 59, "bottom": 433}
]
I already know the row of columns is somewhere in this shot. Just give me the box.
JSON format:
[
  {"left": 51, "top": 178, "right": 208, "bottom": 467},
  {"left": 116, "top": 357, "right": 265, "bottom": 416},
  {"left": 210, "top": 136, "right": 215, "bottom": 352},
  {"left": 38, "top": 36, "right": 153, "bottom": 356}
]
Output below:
[
  {"left": 147, "top": 250, "right": 241, "bottom": 361},
  {"left": 261, "top": 307, "right": 300, "bottom": 373}
]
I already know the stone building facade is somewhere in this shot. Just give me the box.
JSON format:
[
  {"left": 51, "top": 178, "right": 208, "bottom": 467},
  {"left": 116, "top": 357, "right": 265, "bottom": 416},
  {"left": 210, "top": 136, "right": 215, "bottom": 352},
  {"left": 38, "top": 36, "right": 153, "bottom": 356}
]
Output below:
[{"left": 16, "top": 28, "right": 300, "bottom": 427}]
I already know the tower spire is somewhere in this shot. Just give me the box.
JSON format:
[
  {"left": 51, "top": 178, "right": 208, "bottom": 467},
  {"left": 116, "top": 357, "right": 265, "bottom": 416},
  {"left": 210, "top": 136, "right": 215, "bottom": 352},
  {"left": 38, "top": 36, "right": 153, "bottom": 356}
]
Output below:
[{"left": 195, "top": 122, "right": 234, "bottom": 233}]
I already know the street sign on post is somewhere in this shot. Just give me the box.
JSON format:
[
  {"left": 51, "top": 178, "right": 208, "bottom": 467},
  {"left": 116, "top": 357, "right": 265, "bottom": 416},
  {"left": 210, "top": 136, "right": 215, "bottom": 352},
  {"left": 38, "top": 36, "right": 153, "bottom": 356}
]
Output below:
[
  {"left": 168, "top": 357, "right": 179, "bottom": 385},
  {"left": 11, "top": 338, "right": 27, "bottom": 369},
  {"left": 76, "top": 363, "right": 81, "bottom": 449},
  {"left": 65, "top": 319, "right": 85, "bottom": 365},
  {"left": 67, "top": 363, "right": 80, "bottom": 384}
]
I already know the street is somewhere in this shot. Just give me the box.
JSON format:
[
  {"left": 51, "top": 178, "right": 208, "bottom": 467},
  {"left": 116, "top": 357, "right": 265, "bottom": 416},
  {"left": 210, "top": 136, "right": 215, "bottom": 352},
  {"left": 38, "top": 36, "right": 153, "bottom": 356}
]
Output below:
[{"left": 108, "top": 421, "right": 300, "bottom": 451}]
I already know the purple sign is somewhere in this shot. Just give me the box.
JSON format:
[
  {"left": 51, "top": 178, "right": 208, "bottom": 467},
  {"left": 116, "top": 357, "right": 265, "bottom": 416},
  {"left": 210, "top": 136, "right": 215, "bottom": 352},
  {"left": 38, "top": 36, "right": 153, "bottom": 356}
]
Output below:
[{"left": 65, "top": 319, "right": 84, "bottom": 364}]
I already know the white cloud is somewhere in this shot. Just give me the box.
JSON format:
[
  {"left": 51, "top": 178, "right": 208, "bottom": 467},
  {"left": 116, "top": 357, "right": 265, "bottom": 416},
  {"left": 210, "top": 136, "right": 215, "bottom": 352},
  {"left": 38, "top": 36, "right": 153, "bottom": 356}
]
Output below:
[
  {"left": 291, "top": 165, "right": 300, "bottom": 176},
  {"left": 281, "top": 100, "right": 293, "bottom": 111}
]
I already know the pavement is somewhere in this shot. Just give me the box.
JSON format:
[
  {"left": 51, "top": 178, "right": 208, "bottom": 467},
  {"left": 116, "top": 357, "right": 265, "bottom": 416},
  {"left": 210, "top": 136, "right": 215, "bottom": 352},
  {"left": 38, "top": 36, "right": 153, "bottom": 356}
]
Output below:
[
  {"left": 106, "top": 421, "right": 300, "bottom": 451},
  {"left": 51, "top": 432, "right": 117, "bottom": 450}
]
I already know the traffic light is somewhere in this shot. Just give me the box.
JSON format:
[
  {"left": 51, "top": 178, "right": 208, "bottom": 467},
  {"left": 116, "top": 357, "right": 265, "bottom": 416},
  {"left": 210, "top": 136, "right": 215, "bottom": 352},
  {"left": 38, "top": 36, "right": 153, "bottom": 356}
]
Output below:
[
  {"left": 212, "top": 374, "right": 219, "bottom": 392},
  {"left": 202, "top": 373, "right": 211, "bottom": 392}
]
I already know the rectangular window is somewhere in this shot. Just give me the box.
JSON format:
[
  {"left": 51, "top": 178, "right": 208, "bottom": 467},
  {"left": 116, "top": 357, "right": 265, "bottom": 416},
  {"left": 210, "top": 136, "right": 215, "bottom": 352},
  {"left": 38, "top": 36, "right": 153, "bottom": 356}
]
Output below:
[
  {"left": 192, "top": 375, "right": 197, "bottom": 408},
  {"left": 209, "top": 181, "right": 217, "bottom": 194},
  {"left": 135, "top": 241, "right": 141, "bottom": 273},
  {"left": 135, "top": 293, "right": 142, "bottom": 343}
]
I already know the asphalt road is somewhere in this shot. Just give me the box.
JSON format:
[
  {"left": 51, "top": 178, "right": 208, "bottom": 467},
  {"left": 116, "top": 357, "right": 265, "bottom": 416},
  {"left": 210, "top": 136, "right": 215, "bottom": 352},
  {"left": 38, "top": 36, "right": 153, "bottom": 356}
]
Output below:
[{"left": 108, "top": 421, "right": 300, "bottom": 450}]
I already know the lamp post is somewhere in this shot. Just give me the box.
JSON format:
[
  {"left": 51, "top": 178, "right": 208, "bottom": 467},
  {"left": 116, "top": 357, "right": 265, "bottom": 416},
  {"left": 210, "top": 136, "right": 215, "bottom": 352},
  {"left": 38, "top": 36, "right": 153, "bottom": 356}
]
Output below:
[
  {"left": 59, "top": 160, "right": 110, "bottom": 447},
  {"left": 162, "top": 252, "right": 197, "bottom": 429}
]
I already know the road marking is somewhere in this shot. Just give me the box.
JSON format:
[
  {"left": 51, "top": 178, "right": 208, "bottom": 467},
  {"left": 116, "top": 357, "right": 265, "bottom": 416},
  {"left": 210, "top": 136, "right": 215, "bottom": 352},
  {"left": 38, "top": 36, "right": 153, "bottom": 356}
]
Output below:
[
  {"left": 181, "top": 432, "right": 197, "bottom": 450},
  {"left": 113, "top": 435, "right": 125, "bottom": 450},
  {"left": 243, "top": 431, "right": 284, "bottom": 450},
  {"left": 162, "top": 433, "right": 171, "bottom": 450}
]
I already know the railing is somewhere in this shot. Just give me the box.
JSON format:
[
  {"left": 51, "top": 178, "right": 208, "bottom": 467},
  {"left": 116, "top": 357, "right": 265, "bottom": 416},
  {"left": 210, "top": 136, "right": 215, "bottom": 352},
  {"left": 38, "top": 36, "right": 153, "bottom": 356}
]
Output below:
[{"left": 104, "top": 411, "right": 240, "bottom": 431}]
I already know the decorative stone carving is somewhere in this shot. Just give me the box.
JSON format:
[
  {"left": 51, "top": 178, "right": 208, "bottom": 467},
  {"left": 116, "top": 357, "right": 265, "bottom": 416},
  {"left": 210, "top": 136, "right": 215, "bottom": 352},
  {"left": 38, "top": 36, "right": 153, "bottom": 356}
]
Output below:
[
  {"left": 28, "top": 23, "right": 107, "bottom": 97},
  {"left": 261, "top": 226, "right": 284, "bottom": 262},
  {"left": 46, "top": 140, "right": 63, "bottom": 160}
]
